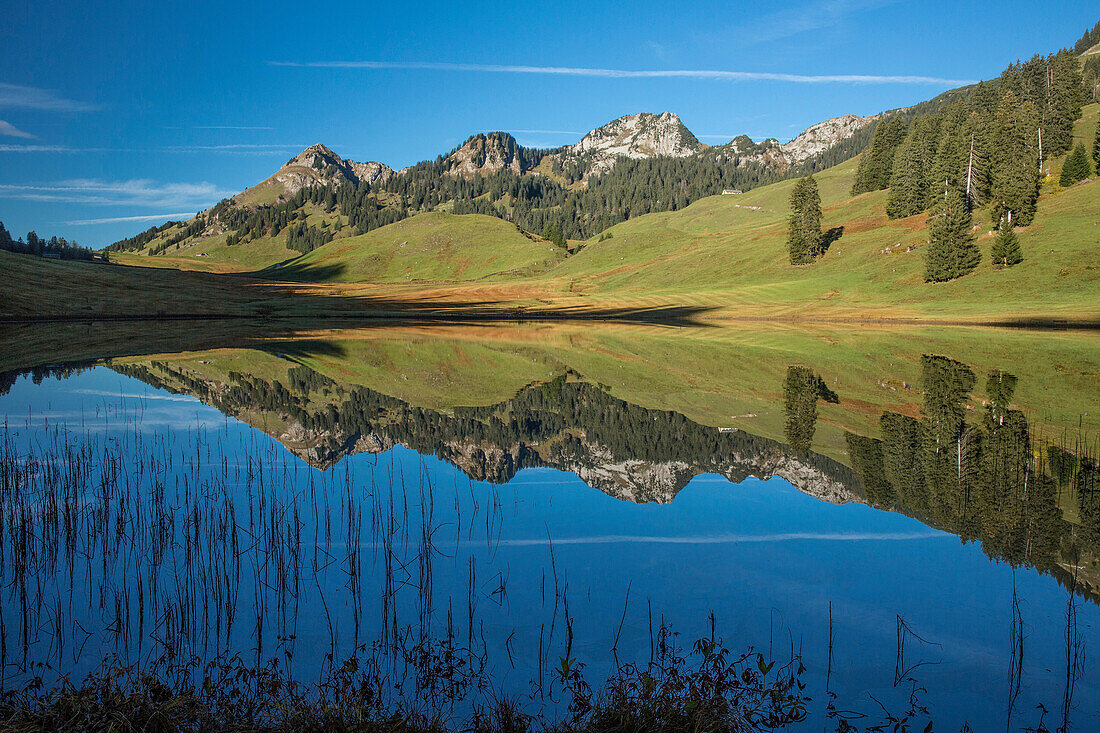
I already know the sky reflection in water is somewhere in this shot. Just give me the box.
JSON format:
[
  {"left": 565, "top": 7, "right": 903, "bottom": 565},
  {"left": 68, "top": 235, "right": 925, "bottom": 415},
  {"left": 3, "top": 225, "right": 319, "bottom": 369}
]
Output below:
[{"left": 0, "top": 365, "right": 1096, "bottom": 731}]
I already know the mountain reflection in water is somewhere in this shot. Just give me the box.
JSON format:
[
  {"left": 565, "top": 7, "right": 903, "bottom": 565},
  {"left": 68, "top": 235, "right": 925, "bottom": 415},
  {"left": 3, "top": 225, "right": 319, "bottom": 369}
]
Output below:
[{"left": 0, "top": 324, "right": 1097, "bottom": 730}]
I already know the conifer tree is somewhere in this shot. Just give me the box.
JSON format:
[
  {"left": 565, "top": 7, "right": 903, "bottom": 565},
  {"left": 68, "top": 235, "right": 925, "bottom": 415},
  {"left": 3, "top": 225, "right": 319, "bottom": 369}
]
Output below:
[
  {"left": 851, "top": 116, "right": 909, "bottom": 195},
  {"left": 989, "top": 221, "right": 1022, "bottom": 268},
  {"left": 1043, "top": 50, "right": 1087, "bottom": 158},
  {"left": 1094, "top": 117, "right": 1100, "bottom": 171},
  {"left": 787, "top": 175, "right": 822, "bottom": 264},
  {"left": 931, "top": 103, "right": 971, "bottom": 192},
  {"left": 1060, "top": 142, "right": 1091, "bottom": 186},
  {"left": 925, "top": 185, "right": 980, "bottom": 282},
  {"left": 541, "top": 222, "right": 566, "bottom": 247},
  {"left": 970, "top": 80, "right": 1000, "bottom": 118},
  {"left": 1073, "top": 19, "right": 1100, "bottom": 54},
  {"left": 985, "top": 370, "right": 1018, "bottom": 418},
  {"left": 887, "top": 115, "right": 940, "bottom": 218},
  {"left": 990, "top": 93, "right": 1041, "bottom": 227}
]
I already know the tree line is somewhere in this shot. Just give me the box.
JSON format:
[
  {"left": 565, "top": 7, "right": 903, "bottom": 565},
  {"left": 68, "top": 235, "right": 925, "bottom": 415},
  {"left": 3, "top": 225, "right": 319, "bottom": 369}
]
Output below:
[
  {"left": 0, "top": 221, "right": 95, "bottom": 260},
  {"left": 790, "top": 34, "right": 1096, "bottom": 281},
  {"left": 855, "top": 48, "right": 1086, "bottom": 225}
]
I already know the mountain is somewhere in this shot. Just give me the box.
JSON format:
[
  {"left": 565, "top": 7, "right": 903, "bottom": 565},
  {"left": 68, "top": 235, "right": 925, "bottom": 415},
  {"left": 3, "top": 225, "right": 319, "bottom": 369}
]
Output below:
[
  {"left": 559, "top": 111, "right": 704, "bottom": 175},
  {"left": 443, "top": 132, "right": 538, "bottom": 176},
  {"left": 100, "top": 352, "right": 1100, "bottom": 600},
  {"left": 779, "top": 113, "right": 879, "bottom": 162},
  {"left": 107, "top": 109, "right": 873, "bottom": 261},
  {"left": 707, "top": 113, "right": 878, "bottom": 169},
  {"left": 236, "top": 143, "right": 393, "bottom": 206}
]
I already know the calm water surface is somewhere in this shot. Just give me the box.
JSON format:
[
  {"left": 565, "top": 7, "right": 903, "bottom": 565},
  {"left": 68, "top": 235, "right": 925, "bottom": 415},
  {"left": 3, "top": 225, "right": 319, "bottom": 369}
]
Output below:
[{"left": 0, "top": 325, "right": 1097, "bottom": 730}]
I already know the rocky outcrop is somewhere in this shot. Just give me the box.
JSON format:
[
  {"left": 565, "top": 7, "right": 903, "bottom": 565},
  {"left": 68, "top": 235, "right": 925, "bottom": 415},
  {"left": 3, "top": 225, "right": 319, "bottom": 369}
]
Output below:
[
  {"left": 708, "top": 114, "right": 877, "bottom": 171},
  {"left": 444, "top": 132, "right": 533, "bottom": 176},
  {"left": 554, "top": 110, "right": 873, "bottom": 179},
  {"left": 563, "top": 112, "right": 703, "bottom": 175},
  {"left": 348, "top": 160, "right": 395, "bottom": 186},
  {"left": 257, "top": 143, "right": 393, "bottom": 197},
  {"left": 554, "top": 440, "right": 697, "bottom": 504},
  {"left": 779, "top": 114, "right": 878, "bottom": 162}
]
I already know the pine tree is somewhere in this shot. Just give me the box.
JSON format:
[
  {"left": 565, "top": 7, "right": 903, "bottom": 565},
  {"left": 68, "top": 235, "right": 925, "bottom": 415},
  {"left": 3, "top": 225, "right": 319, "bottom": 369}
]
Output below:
[
  {"left": 787, "top": 175, "right": 822, "bottom": 264},
  {"left": 1095, "top": 116, "right": 1100, "bottom": 170},
  {"left": 1043, "top": 50, "right": 1087, "bottom": 158},
  {"left": 541, "top": 222, "right": 565, "bottom": 247},
  {"left": 1060, "top": 142, "right": 1092, "bottom": 186},
  {"left": 887, "top": 115, "right": 940, "bottom": 218},
  {"left": 925, "top": 185, "right": 980, "bottom": 282},
  {"left": 1073, "top": 19, "right": 1100, "bottom": 54},
  {"left": 931, "top": 103, "right": 971, "bottom": 195},
  {"left": 990, "top": 93, "right": 1041, "bottom": 227},
  {"left": 989, "top": 221, "right": 1022, "bottom": 268},
  {"left": 851, "top": 116, "right": 909, "bottom": 195},
  {"left": 985, "top": 370, "right": 1018, "bottom": 415}
]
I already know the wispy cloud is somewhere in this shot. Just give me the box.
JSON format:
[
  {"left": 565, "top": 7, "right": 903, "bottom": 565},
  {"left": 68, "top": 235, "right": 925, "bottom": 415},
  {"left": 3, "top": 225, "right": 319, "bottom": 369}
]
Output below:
[
  {"left": 190, "top": 125, "right": 275, "bottom": 130},
  {"left": 0, "top": 179, "right": 232, "bottom": 208},
  {"left": 0, "top": 82, "right": 97, "bottom": 112},
  {"left": 0, "top": 120, "right": 34, "bottom": 139},
  {"left": 452, "top": 531, "right": 946, "bottom": 547},
  {"left": 0, "top": 143, "right": 306, "bottom": 155},
  {"left": 63, "top": 213, "right": 198, "bottom": 226},
  {"left": 270, "top": 60, "right": 973, "bottom": 85},
  {"left": 71, "top": 389, "right": 197, "bottom": 401},
  {"left": 159, "top": 143, "right": 308, "bottom": 153},
  {"left": 0, "top": 144, "right": 72, "bottom": 152},
  {"left": 498, "top": 129, "right": 584, "bottom": 136},
  {"left": 719, "top": 0, "right": 900, "bottom": 45}
]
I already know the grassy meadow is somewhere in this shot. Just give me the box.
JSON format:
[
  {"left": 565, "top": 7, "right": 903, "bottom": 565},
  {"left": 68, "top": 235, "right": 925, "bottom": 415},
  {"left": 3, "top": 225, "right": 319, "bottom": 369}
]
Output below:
[
  {"left": 545, "top": 102, "right": 1100, "bottom": 321},
  {"left": 4, "top": 105, "right": 1098, "bottom": 325},
  {"left": 273, "top": 212, "right": 567, "bottom": 282}
]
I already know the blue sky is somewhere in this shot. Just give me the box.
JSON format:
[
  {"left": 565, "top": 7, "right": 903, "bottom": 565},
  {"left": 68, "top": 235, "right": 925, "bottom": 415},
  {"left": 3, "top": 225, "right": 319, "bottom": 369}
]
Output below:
[{"left": 1, "top": 0, "right": 1096, "bottom": 247}]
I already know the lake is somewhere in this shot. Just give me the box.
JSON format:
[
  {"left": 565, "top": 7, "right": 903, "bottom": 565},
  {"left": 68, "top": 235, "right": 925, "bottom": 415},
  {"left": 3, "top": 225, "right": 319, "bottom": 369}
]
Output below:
[{"left": 0, "top": 321, "right": 1097, "bottom": 730}]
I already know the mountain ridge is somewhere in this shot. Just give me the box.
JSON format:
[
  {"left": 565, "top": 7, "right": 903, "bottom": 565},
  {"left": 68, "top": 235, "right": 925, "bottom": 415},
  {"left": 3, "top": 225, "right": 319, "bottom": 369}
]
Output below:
[
  {"left": 107, "top": 108, "right": 876, "bottom": 258},
  {"left": 236, "top": 143, "right": 394, "bottom": 206}
]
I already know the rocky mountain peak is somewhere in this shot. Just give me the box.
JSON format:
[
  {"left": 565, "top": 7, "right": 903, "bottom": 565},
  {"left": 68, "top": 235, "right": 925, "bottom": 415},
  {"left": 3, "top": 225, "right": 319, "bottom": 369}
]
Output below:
[
  {"left": 779, "top": 113, "right": 878, "bottom": 163},
  {"left": 565, "top": 111, "right": 703, "bottom": 175},
  {"left": 706, "top": 113, "right": 877, "bottom": 171},
  {"left": 240, "top": 144, "right": 393, "bottom": 203},
  {"left": 283, "top": 143, "right": 344, "bottom": 172},
  {"left": 444, "top": 132, "right": 532, "bottom": 176}
]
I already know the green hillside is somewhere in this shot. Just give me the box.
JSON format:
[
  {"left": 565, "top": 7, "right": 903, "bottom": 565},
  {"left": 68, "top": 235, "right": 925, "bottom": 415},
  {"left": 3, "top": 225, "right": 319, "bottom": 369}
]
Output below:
[
  {"left": 272, "top": 212, "right": 566, "bottom": 282},
  {"left": 546, "top": 102, "right": 1100, "bottom": 321},
  {"left": 113, "top": 202, "right": 350, "bottom": 271}
]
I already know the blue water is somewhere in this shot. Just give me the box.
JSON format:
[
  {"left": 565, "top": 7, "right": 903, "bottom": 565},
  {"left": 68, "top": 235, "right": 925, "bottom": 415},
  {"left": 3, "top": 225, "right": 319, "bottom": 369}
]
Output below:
[{"left": 1, "top": 367, "right": 1096, "bottom": 730}]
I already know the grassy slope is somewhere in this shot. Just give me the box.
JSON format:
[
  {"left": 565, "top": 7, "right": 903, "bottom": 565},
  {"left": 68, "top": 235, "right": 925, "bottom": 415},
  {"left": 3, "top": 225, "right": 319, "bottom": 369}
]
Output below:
[
  {"left": 118, "top": 203, "right": 350, "bottom": 272},
  {"left": 273, "top": 212, "right": 566, "bottom": 283},
  {"left": 0, "top": 249, "right": 281, "bottom": 318},
  {"left": 9, "top": 108, "right": 1096, "bottom": 322},
  {"left": 546, "top": 102, "right": 1100, "bottom": 320}
]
